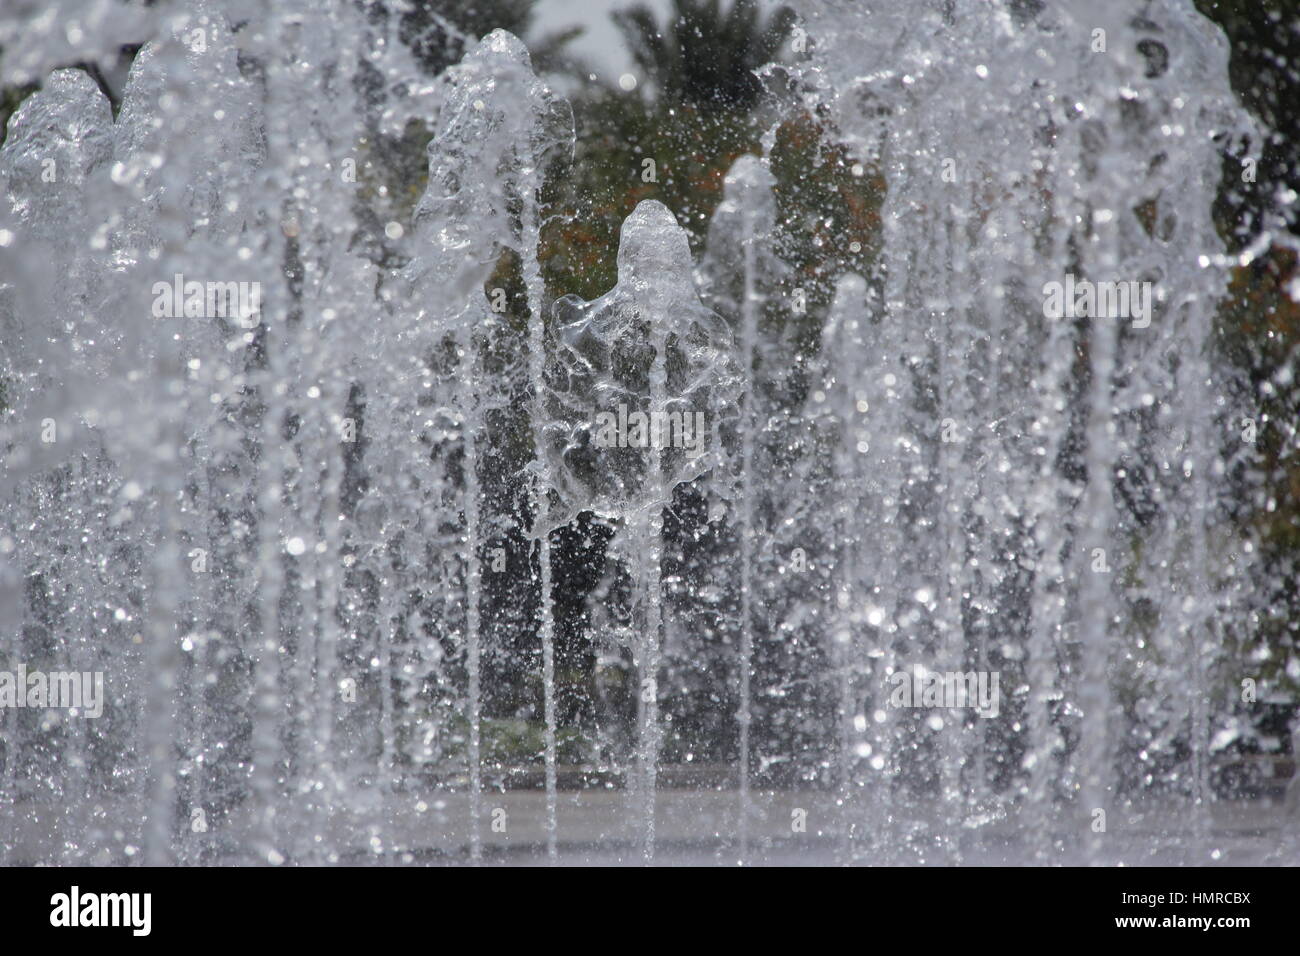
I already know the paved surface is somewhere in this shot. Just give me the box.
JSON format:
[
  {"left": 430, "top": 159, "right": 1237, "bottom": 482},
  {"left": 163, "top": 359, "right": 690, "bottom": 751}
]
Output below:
[{"left": 7, "top": 788, "right": 1296, "bottom": 865}]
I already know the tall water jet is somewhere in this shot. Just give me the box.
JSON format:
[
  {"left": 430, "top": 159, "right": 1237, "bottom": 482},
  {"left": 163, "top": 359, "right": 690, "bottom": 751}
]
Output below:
[
  {"left": 402, "top": 28, "right": 573, "bottom": 861},
  {"left": 544, "top": 200, "right": 741, "bottom": 859},
  {"left": 808, "top": 274, "right": 887, "bottom": 861},
  {"left": 700, "top": 153, "right": 787, "bottom": 861},
  {"left": 120, "top": 2, "right": 261, "bottom": 864}
]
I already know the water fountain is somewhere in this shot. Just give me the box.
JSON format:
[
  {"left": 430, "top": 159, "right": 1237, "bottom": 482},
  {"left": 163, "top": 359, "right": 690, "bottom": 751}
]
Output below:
[{"left": 0, "top": 0, "right": 1294, "bottom": 865}]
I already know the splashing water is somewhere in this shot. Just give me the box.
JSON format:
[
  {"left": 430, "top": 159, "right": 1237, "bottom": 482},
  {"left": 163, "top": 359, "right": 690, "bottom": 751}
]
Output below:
[
  {"left": 0, "top": 0, "right": 1293, "bottom": 866},
  {"left": 788, "top": 0, "right": 1268, "bottom": 863}
]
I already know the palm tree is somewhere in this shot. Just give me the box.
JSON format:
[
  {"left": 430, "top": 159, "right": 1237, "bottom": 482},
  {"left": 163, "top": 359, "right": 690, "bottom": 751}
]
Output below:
[
  {"left": 397, "top": 0, "right": 588, "bottom": 78},
  {"left": 613, "top": 0, "right": 797, "bottom": 111}
]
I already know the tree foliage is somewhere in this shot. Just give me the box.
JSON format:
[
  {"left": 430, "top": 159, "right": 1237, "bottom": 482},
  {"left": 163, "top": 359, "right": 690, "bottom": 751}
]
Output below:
[{"left": 613, "top": 0, "right": 796, "bottom": 111}]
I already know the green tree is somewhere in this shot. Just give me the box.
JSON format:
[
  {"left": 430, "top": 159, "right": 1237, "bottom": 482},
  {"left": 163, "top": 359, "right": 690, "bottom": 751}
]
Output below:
[
  {"left": 1198, "top": 0, "right": 1300, "bottom": 696},
  {"left": 613, "top": 0, "right": 796, "bottom": 111}
]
